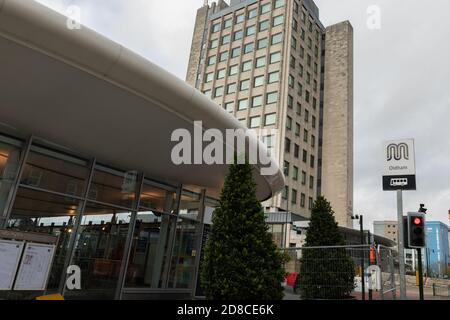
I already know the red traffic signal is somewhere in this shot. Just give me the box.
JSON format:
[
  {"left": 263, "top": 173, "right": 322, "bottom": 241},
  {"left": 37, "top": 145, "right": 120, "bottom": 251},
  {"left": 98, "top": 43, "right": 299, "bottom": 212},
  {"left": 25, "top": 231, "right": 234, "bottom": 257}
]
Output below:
[{"left": 407, "top": 212, "right": 426, "bottom": 248}]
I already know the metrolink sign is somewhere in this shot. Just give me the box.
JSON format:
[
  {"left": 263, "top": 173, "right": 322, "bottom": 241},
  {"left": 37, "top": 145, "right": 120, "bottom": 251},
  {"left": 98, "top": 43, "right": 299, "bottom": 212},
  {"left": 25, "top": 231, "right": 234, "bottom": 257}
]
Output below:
[{"left": 382, "top": 139, "right": 416, "bottom": 191}]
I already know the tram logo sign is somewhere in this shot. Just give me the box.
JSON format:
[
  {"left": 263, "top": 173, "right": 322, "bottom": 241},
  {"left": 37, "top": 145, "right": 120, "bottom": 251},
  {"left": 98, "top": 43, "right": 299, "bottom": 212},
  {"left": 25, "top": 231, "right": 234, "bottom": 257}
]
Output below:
[
  {"left": 387, "top": 143, "right": 409, "bottom": 161},
  {"left": 383, "top": 139, "right": 416, "bottom": 191}
]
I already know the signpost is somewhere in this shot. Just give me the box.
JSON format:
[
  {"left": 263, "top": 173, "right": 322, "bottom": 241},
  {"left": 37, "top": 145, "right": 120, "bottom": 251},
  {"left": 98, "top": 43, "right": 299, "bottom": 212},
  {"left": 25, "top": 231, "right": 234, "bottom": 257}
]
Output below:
[
  {"left": 383, "top": 139, "right": 416, "bottom": 191},
  {"left": 383, "top": 139, "right": 416, "bottom": 300}
]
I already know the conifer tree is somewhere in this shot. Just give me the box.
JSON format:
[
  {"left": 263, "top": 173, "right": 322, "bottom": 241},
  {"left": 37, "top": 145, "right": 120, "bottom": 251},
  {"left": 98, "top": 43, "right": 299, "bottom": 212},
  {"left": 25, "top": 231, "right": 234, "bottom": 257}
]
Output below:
[
  {"left": 201, "top": 162, "right": 286, "bottom": 300},
  {"left": 295, "top": 196, "right": 355, "bottom": 299}
]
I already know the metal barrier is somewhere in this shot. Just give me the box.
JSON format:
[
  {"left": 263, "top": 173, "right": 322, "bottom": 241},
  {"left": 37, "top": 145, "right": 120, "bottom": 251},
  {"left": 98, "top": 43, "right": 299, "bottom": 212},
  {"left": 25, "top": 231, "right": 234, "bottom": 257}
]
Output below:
[
  {"left": 281, "top": 245, "right": 398, "bottom": 300},
  {"left": 375, "top": 245, "right": 398, "bottom": 300},
  {"left": 432, "top": 283, "right": 450, "bottom": 297}
]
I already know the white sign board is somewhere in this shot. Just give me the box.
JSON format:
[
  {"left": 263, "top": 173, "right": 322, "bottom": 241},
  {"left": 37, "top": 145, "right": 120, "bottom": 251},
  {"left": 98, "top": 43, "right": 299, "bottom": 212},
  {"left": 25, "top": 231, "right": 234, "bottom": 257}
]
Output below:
[
  {"left": 383, "top": 139, "right": 416, "bottom": 176},
  {"left": 14, "top": 243, "right": 56, "bottom": 291},
  {"left": 0, "top": 240, "right": 24, "bottom": 290},
  {"left": 383, "top": 139, "right": 416, "bottom": 191}
]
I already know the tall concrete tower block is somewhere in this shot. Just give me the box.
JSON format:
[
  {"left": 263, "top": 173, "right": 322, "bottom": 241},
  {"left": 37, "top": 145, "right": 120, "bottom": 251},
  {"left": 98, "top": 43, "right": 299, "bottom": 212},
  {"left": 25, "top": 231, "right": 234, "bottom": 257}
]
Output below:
[
  {"left": 322, "top": 21, "right": 354, "bottom": 227},
  {"left": 186, "top": 5, "right": 210, "bottom": 86},
  {"left": 185, "top": 0, "right": 354, "bottom": 222},
  {"left": 186, "top": 1, "right": 229, "bottom": 87}
]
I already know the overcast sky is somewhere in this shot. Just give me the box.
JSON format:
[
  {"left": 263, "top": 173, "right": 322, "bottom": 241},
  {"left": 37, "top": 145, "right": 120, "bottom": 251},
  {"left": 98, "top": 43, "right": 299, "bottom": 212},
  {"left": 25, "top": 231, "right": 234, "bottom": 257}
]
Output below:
[{"left": 35, "top": 0, "right": 450, "bottom": 231}]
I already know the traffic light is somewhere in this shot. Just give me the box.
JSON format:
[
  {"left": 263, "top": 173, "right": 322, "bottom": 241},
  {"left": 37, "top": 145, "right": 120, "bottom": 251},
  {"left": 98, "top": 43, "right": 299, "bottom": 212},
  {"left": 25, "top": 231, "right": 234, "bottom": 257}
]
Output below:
[{"left": 407, "top": 212, "right": 426, "bottom": 248}]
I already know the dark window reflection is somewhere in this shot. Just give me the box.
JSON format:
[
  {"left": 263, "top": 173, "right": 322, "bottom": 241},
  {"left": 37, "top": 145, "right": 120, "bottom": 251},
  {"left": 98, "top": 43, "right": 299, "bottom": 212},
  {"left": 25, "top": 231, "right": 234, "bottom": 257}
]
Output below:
[
  {"left": 125, "top": 211, "right": 176, "bottom": 289},
  {"left": 88, "top": 165, "right": 137, "bottom": 209},
  {"left": 140, "top": 181, "right": 176, "bottom": 213},
  {"left": 0, "top": 139, "right": 22, "bottom": 219},
  {"left": 178, "top": 190, "right": 201, "bottom": 221},
  {"left": 168, "top": 218, "right": 200, "bottom": 289},
  {"left": 7, "top": 187, "right": 82, "bottom": 293},
  {"left": 21, "top": 146, "right": 88, "bottom": 197},
  {"left": 67, "top": 203, "right": 131, "bottom": 300}
]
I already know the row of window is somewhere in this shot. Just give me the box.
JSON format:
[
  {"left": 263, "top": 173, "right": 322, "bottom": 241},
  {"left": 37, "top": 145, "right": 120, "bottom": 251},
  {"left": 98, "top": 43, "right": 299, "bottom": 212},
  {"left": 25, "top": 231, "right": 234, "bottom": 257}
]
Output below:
[
  {"left": 289, "top": 51, "right": 317, "bottom": 77},
  {"left": 285, "top": 139, "right": 315, "bottom": 168},
  {"left": 207, "top": 32, "right": 283, "bottom": 66},
  {"left": 288, "top": 73, "right": 319, "bottom": 98},
  {"left": 207, "top": 87, "right": 279, "bottom": 110},
  {"left": 207, "top": 96, "right": 318, "bottom": 133},
  {"left": 213, "top": 31, "right": 265, "bottom": 50},
  {"left": 283, "top": 162, "right": 314, "bottom": 188},
  {"left": 210, "top": 15, "right": 285, "bottom": 50},
  {"left": 209, "top": 70, "right": 280, "bottom": 98},
  {"left": 288, "top": 84, "right": 317, "bottom": 110},
  {"left": 286, "top": 121, "right": 316, "bottom": 147},
  {"left": 211, "top": 0, "right": 285, "bottom": 34},
  {"left": 292, "top": 19, "right": 320, "bottom": 43},
  {"left": 292, "top": 0, "right": 321, "bottom": 37},
  {"left": 292, "top": 13, "right": 321, "bottom": 43},
  {"left": 287, "top": 67, "right": 321, "bottom": 109},
  {"left": 291, "top": 33, "right": 319, "bottom": 59},
  {"left": 286, "top": 96, "right": 318, "bottom": 125},
  {"left": 287, "top": 109, "right": 316, "bottom": 128},
  {"left": 205, "top": 51, "right": 281, "bottom": 83},
  {"left": 209, "top": 96, "right": 317, "bottom": 134},
  {"left": 282, "top": 186, "right": 314, "bottom": 209},
  {"left": 238, "top": 112, "right": 277, "bottom": 129}
]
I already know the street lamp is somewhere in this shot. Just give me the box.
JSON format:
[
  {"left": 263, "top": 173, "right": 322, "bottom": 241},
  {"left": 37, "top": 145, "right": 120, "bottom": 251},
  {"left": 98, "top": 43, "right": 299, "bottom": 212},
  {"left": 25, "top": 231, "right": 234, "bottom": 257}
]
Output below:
[
  {"left": 351, "top": 214, "right": 365, "bottom": 300},
  {"left": 351, "top": 214, "right": 365, "bottom": 246}
]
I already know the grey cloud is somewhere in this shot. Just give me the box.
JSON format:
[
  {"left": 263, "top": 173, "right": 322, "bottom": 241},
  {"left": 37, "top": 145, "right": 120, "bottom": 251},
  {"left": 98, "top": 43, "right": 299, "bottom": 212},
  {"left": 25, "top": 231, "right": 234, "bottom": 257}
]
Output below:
[
  {"left": 316, "top": 0, "right": 450, "bottom": 229},
  {"left": 35, "top": 0, "right": 450, "bottom": 231}
]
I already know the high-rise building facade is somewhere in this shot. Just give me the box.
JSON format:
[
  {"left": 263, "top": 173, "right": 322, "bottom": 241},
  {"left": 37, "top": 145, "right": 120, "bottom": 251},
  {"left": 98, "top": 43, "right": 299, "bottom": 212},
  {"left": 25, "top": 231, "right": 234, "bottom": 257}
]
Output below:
[
  {"left": 373, "top": 220, "right": 399, "bottom": 244},
  {"left": 425, "top": 221, "right": 450, "bottom": 278},
  {"left": 186, "top": 0, "right": 353, "bottom": 225},
  {"left": 372, "top": 220, "right": 419, "bottom": 271}
]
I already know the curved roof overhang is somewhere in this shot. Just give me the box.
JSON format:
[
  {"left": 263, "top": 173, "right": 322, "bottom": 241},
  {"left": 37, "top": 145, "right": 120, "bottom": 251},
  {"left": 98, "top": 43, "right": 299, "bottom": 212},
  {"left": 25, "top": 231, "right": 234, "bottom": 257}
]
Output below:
[{"left": 0, "top": 0, "right": 285, "bottom": 201}]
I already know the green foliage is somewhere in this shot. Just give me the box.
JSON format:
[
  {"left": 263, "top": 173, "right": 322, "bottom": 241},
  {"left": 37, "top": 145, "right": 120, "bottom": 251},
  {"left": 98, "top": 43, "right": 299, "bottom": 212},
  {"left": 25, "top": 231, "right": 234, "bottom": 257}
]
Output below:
[
  {"left": 200, "top": 162, "right": 286, "bottom": 300},
  {"left": 295, "top": 196, "right": 355, "bottom": 299}
]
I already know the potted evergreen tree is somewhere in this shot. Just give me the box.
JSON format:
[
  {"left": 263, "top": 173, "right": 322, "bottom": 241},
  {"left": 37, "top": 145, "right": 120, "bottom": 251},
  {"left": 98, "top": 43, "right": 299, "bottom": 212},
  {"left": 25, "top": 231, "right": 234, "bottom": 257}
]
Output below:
[
  {"left": 295, "top": 196, "right": 356, "bottom": 299},
  {"left": 200, "top": 162, "right": 286, "bottom": 300}
]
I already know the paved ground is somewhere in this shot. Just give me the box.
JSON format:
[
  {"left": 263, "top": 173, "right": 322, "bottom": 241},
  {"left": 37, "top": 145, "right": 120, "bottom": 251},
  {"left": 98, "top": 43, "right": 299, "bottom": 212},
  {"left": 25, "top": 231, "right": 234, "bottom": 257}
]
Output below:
[
  {"left": 282, "top": 285, "right": 300, "bottom": 300},
  {"left": 282, "top": 284, "right": 450, "bottom": 301}
]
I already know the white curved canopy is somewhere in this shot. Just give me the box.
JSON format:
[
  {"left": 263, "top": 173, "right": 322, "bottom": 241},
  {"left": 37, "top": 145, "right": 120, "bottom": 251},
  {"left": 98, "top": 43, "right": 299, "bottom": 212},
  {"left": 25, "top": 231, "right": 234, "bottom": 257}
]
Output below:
[{"left": 0, "top": 0, "right": 284, "bottom": 201}]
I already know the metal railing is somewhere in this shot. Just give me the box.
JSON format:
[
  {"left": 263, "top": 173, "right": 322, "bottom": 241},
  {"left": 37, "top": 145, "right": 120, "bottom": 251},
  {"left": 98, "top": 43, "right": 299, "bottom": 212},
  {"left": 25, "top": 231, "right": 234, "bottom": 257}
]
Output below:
[
  {"left": 281, "top": 245, "right": 398, "bottom": 300},
  {"left": 432, "top": 283, "right": 450, "bottom": 297}
]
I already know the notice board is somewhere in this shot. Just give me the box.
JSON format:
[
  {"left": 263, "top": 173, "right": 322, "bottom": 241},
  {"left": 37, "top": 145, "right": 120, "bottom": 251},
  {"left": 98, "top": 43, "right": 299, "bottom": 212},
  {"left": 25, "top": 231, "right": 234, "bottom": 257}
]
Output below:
[
  {"left": 14, "top": 243, "right": 56, "bottom": 291},
  {"left": 0, "top": 239, "right": 24, "bottom": 290}
]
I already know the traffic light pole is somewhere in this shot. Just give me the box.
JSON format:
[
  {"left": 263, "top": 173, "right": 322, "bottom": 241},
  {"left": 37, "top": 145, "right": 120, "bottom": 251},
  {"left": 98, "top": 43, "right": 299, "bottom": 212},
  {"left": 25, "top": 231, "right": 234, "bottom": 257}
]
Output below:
[
  {"left": 397, "top": 190, "right": 407, "bottom": 300},
  {"left": 417, "top": 248, "right": 424, "bottom": 300},
  {"left": 368, "top": 230, "right": 373, "bottom": 301},
  {"left": 360, "top": 215, "right": 365, "bottom": 301}
]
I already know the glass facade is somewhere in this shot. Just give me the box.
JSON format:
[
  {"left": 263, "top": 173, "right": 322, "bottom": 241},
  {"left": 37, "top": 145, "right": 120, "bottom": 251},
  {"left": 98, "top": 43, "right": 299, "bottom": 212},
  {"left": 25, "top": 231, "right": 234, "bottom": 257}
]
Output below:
[
  {"left": 68, "top": 203, "right": 132, "bottom": 299},
  {"left": 8, "top": 188, "right": 82, "bottom": 292},
  {"left": 0, "top": 132, "right": 211, "bottom": 300},
  {"left": 168, "top": 218, "right": 200, "bottom": 289},
  {"left": 125, "top": 212, "right": 176, "bottom": 289},
  {"left": 0, "top": 136, "right": 23, "bottom": 224}
]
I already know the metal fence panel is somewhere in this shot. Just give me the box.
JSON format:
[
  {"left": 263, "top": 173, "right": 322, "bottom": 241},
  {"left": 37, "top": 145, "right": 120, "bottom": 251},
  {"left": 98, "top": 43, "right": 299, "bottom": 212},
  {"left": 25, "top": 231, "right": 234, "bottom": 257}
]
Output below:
[{"left": 282, "top": 245, "right": 397, "bottom": 300}]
